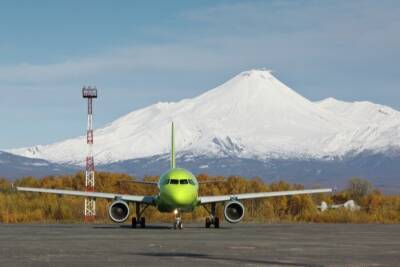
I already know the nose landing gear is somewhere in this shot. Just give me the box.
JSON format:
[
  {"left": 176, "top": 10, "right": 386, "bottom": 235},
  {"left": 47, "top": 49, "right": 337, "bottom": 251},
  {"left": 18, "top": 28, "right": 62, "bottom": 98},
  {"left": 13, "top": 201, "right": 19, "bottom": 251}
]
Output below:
[
  {"left": 173, "top": 218, "right": 183, "bottom": 230},
  {"left": 173, "top": 209, "right": 183, "bottom": 230}
]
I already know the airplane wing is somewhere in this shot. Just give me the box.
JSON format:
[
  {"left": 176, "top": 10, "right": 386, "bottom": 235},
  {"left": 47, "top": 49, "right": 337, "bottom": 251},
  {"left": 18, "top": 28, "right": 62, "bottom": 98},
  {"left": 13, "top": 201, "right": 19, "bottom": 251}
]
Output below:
[
  {"left": 17, "top": 187, "right": 155, "bottom": 204},
  {"left": 199, "top": 188, "right": 332, "bottom": 204}
]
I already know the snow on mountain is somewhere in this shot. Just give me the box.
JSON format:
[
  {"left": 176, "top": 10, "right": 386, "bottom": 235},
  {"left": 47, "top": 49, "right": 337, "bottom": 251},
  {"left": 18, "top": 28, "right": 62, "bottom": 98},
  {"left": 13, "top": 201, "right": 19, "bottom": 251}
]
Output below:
[
  {"left": 316, "top": 97, "right": 400, "bottom": 125},
  {"left": 316, "top": 98, "right": 400, "bottom": 154},
  {"left": 7, "top": 70, "right": 400, "bottom": 165}
]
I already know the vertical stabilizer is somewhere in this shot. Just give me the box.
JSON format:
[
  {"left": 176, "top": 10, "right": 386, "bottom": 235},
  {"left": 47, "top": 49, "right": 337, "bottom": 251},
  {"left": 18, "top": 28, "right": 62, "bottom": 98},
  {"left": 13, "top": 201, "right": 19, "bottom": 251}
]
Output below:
[{"left": 171, "top": 122, "right": 176, "bottom": 169}]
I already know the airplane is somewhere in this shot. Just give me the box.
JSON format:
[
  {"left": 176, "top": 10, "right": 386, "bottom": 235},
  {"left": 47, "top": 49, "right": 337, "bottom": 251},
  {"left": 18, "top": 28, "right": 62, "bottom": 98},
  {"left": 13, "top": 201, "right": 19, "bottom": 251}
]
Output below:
[{"left": 18, "top": 123, "right": 332, "bottom": 230}]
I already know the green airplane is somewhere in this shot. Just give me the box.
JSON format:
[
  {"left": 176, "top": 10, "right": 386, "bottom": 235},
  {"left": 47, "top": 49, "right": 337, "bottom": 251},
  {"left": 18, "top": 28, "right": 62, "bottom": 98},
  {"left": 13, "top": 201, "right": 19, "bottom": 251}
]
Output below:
[{"left": 18, "top": 123, "right": 332, "bottom": 229}]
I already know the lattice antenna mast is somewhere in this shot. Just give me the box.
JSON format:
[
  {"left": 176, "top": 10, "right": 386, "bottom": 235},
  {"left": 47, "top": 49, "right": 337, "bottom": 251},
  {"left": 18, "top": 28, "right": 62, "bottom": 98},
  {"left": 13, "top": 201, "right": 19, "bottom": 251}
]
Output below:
[{"left": 82, "top": 86, "right": 97, "bottom": 222}]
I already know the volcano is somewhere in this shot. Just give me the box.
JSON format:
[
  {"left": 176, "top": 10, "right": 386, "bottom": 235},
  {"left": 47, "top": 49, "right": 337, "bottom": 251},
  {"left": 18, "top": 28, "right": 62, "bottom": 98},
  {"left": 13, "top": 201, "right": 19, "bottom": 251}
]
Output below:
[{"left": 6, "top": 70, "right": 400, "bottom": 191}]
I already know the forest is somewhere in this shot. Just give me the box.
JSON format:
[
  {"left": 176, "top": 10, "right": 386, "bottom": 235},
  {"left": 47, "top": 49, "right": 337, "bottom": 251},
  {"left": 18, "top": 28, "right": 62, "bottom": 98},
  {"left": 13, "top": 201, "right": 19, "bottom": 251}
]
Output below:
[{"left": 0, "top": 172, "right": 399, "bottom": 224}]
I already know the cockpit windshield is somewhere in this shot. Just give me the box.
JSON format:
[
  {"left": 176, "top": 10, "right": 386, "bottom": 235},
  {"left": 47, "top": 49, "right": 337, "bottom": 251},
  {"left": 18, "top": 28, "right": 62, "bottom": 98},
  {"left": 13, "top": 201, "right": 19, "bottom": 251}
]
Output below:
[
  {"left": 166, "top": 178, "right": 196, "bottom": 185},
  {"left": 180, "top": 179, "right": 188, "bottom": 184},
  {"left": 170, "top": 179, "right": 179, "bottom": 184}
]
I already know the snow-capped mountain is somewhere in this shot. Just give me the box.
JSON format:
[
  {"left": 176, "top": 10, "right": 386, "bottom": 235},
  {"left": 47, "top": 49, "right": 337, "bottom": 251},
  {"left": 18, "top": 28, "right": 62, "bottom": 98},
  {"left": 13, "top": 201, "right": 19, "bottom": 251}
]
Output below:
[{"left": 7, "top": 70, "right": 400, "bottom": 166}]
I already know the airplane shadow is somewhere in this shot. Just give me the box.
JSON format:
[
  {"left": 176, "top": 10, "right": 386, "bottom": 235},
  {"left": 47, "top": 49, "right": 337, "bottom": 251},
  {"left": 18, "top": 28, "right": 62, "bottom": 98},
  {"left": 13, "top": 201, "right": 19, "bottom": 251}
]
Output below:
[
  {"left": 91, "top": 225, "right": 169, "bottom": 230},
  {"left": 93, "top": 224, "right": 232, "bottom": 230},
  {"left": 134, "top": 252, "right": 321, "bottom": 267},
  {"left": 120, "top": 225, "right": 171, "bottom": 230}
]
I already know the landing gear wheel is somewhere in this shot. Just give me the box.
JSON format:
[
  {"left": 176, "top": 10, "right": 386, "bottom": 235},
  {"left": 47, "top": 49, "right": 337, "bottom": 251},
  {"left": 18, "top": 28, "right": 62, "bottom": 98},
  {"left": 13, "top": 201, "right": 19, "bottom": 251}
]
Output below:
[
  {"left": 205, "top": 217, "right": 212, "bottom": 228},
  {"left": 140, "top": 217, "right": 146, "bottom": 228},
  {"left": 173, "top": 221, "right": 180, "bottom": 230},
  {"left": 174, "top": 219, "right": 183, "bottom": 230},
  {"left": 214, "top": 217, "right": 220, "bottom": 228},
  {"left": 178, "top": 221, "right": 183, "bottom": 230},
  {"left": 131, "top": 217, "right": 137, "bottom": 229}
]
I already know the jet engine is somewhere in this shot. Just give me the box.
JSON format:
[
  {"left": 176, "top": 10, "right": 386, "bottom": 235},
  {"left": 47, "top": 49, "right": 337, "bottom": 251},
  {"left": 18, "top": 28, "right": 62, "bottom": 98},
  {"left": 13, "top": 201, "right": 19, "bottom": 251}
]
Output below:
[
  {"left": 224, "top": 201, "right": 245, "bottom": 223},
  {"left": 108, "top": 200, "right": 130, "bottom": 223}
]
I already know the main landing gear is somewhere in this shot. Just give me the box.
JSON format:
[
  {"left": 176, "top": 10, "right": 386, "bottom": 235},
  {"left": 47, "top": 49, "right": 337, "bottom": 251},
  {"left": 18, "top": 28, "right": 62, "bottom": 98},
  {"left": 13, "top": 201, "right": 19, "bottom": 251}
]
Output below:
[
  {"left": 205, "top": 216, "right": 220, "bottom": 228},
  {"left": 204, "top": 203, "right": 220, "bottom": 229},
  {"left": 173, "top": 209, "right": 183, "bottom": 230},
  {"left": 131, "top": 203, "right": 148, "bottom": 229}
]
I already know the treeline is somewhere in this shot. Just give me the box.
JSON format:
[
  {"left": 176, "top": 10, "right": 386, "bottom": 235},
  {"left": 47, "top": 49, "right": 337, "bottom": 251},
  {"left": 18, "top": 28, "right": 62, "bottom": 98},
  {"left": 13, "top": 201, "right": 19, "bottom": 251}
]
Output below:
[{"left": 0, "top": 173, "right": 399, "bottom": 224}]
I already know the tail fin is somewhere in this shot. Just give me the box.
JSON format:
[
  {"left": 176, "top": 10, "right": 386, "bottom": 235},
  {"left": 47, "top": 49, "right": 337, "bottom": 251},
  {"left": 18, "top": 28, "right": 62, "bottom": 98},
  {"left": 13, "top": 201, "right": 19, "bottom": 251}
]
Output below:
[{"left": 171, "top": 122, "right": 176, "bottom": 169}]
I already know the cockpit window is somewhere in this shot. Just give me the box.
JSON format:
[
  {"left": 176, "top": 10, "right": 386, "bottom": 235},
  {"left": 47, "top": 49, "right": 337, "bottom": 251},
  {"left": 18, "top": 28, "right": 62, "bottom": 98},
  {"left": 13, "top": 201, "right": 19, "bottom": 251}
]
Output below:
[
  {"left": 188, "top": 179, "right": 195, "bottom": 185},
  {"left": 170, "top": 179, "right": 179, "bottom": 185},
  {"left": 180, "top": 179, "right": 188, "bottom": 184},
  {"left": 162, "top": 179, "right": 170, "bottom": 185}
]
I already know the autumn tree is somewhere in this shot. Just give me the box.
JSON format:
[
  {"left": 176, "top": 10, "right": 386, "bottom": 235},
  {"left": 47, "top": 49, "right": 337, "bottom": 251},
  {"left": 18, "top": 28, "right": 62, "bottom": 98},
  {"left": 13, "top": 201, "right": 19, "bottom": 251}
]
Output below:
[{"left": 346, "top": 177, "right": 373, "bottom": 202}]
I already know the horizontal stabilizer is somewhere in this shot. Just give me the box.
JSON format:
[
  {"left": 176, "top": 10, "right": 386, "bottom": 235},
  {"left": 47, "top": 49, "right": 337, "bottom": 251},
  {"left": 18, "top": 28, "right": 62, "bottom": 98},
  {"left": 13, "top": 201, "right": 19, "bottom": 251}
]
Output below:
[
  {"left": 126, "top": 180, "right": 158, "bottom": 185},
  {"left": 198, "top": 179, "right": 226, "bottom": 184}
]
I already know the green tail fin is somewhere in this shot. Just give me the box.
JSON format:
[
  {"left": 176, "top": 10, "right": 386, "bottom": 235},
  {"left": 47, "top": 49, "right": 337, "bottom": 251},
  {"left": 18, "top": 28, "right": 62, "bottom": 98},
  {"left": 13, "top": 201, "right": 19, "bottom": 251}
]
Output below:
[{"left": 171, "top": 122, "right": 176, "bottom": 169}]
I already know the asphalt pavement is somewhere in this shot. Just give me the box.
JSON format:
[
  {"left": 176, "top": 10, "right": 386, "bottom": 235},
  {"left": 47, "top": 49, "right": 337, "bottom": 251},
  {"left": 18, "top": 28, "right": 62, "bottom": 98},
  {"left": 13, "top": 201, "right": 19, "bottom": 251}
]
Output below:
[{"left": 0, "top": 223, "right": 399, "bottom": 267}]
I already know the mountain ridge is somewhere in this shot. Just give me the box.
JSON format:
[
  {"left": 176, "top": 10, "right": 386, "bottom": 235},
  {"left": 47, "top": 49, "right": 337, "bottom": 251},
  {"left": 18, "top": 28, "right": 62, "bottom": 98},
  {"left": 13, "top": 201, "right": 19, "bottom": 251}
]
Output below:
[{"left": 6, "top": 69, "right": 400, "bottom": 167}]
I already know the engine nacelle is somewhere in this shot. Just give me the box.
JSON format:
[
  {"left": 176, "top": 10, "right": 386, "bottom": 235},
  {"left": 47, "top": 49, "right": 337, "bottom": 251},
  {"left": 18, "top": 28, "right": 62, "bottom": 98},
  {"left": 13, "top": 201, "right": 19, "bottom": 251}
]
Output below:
[
  {"left": 108, "top": 200, "right": 130, "bottom": 223},
  {"left": 224, "top": 201, "right": 245, "bottom": 223}
]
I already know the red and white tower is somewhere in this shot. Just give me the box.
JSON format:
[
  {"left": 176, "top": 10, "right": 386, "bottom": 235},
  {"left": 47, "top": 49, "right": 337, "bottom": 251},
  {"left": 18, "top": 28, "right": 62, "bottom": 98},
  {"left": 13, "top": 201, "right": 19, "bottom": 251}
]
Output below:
[{"left": 82, "top": 86, "right": 97, "bottom": 223}]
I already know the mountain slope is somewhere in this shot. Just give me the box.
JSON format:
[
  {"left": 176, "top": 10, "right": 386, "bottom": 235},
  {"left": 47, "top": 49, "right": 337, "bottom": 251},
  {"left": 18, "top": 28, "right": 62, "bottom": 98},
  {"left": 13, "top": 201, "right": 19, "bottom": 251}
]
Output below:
[
  {"left": 7, "top": 70, "right": 400, "bottom": 166},
  {"left": 316, "top": 98, "right": 400, "bottom": 155},
  {"left": 0, "top": 151, "right": 78, "bottom": 179}
]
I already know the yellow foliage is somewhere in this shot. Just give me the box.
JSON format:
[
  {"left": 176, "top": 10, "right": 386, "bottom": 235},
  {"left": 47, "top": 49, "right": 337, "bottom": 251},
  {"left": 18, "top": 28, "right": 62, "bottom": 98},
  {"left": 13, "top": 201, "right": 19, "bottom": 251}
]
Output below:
[{"left": 0, "top": 173, "right": 399, "bottom": 224}]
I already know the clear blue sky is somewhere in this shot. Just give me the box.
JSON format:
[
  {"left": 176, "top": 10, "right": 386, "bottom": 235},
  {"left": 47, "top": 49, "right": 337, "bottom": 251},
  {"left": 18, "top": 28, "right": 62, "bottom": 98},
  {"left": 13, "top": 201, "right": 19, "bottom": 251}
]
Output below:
[{"left": 0, "top": 0, "right": 399, "bottom": 148}]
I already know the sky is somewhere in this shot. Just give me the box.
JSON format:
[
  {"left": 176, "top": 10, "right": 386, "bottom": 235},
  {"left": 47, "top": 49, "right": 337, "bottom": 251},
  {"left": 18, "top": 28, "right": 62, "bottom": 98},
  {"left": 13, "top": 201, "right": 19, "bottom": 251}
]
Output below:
[{"left": 0, "top": 0, "right": 399, "bottom": 149}]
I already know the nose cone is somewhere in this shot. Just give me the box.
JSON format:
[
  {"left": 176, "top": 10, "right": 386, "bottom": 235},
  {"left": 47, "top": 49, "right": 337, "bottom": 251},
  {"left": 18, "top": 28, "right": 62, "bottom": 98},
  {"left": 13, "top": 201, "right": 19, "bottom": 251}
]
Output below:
[
  {"left": 171, "top": 191, "right": 193, "bottom": 205},
  {"left": 168, "top": 187, "right": 197, "bottom": 207}
]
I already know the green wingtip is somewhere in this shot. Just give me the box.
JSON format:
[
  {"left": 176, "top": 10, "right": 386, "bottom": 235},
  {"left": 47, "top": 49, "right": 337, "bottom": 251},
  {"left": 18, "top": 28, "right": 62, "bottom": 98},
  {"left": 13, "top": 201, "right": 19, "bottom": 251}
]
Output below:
[{"left": 171, "top": 122, "right": 176, "bottom": 169}]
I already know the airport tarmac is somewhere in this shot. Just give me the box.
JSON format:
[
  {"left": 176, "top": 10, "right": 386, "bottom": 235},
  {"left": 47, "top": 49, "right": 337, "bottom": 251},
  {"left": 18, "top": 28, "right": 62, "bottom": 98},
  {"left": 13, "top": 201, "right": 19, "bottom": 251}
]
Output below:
[{"left": 0, "top": 223, "right": 399, "bottom": 267}]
